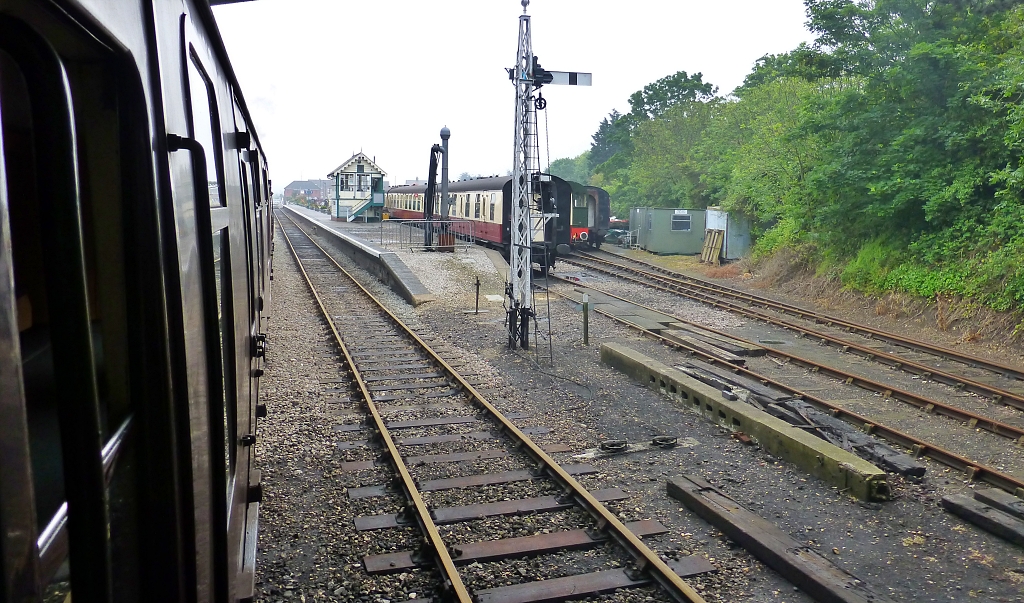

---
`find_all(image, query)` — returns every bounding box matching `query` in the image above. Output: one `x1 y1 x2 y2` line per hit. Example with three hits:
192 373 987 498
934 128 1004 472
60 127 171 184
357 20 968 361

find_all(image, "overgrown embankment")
551 0 1024 327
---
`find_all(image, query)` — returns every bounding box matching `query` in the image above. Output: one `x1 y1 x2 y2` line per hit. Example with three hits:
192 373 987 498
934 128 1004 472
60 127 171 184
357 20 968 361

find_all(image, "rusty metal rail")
568 281 1024 444
277 212 710 603
578 249 1024 382
563 253 1024 412
543 277 1024 498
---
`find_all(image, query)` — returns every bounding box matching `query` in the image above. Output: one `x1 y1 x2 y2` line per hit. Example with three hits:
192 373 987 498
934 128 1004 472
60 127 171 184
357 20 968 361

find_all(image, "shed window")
671 214 691 232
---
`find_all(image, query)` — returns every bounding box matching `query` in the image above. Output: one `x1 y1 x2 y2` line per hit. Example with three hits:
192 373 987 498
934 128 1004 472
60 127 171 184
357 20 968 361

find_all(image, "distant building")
283 180 327 201
327 152 386 222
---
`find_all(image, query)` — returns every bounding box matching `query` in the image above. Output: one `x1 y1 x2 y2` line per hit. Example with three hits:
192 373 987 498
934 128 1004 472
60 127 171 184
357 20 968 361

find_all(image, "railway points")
257 208 1024 602
549 253 1024 495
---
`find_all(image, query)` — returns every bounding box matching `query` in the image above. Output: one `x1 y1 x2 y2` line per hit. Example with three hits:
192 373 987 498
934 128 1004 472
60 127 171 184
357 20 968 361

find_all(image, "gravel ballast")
257 221 1024 602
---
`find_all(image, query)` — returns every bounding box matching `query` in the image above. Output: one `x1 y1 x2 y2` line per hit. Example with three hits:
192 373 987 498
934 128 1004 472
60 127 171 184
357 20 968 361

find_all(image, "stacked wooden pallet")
700 229 725 265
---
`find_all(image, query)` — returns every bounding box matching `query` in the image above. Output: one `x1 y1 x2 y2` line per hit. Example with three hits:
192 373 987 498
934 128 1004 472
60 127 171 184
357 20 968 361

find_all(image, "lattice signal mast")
507 0 591 349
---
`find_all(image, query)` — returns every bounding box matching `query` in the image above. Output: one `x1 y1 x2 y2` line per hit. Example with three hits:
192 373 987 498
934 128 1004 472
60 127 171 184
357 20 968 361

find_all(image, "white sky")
213 0 814 190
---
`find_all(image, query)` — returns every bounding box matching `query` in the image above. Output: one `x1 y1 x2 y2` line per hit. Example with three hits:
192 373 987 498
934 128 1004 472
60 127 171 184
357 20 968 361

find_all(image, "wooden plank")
667 475 895 603
417 464 595 492
351 347 416 356
668 324 764 356
676 362 788 401
362 372 444 382
338 427 550 450
368 381 452 392
713 229 724 265
364 520 667 573
371 388 461 402
661 333 745 365
342 443 570 474
618 315 673 333
405 443 570 465
355 355 423 366
974 489 1024 520
348 464 595 499
354 487 627 531
942 494 1024 546
359 362 434 371
376 401 465 414
339 460 376 471
399 426 549 445
385 415 478 429
473 557 717 603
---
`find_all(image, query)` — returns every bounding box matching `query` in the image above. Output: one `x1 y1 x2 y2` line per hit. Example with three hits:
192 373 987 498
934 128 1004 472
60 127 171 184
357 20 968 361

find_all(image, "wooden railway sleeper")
550 279 1024 496
577 253 1024 380
286 233 701 602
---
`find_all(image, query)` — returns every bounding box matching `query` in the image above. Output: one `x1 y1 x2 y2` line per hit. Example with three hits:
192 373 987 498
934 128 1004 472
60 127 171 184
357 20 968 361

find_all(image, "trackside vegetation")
549 0 1024 318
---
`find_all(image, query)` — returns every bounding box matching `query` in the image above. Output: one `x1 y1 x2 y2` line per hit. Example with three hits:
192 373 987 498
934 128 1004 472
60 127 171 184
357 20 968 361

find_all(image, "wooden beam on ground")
661 332 745 366
974 488 1024 520
667 475 896 603
942 494 1024 546
668 324 766 356
473 557 717 603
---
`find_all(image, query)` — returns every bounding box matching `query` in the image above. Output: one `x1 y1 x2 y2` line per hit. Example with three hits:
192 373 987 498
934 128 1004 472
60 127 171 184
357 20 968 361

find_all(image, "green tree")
588 110 629 170
548 151 592 184
625 70 717 121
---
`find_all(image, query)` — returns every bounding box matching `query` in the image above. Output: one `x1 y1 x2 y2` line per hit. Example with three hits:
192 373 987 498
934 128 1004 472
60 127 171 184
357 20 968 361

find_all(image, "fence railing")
377 219 476 251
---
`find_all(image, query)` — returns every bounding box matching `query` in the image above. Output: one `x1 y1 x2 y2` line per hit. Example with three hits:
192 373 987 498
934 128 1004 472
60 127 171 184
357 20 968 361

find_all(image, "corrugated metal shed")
705 208 752 260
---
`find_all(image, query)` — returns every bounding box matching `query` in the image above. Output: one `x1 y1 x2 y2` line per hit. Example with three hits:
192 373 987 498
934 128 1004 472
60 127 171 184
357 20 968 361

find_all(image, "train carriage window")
187 49 236 515
211 230 234 492
474 194 481 219
0 15 158 595
186 56 224 207
490 193 496 221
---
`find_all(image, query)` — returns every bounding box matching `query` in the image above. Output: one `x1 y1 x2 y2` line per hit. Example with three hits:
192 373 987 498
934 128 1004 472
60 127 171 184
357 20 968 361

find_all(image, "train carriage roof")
388 176 511 195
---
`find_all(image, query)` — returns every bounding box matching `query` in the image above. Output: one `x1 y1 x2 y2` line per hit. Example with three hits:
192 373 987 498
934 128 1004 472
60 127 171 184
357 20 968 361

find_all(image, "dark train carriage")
566 182 611 249
0 0 272 602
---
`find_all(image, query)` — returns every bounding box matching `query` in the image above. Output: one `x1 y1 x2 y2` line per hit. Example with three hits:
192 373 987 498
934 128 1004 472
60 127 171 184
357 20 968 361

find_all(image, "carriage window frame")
187 46 237 498
186 50 226 209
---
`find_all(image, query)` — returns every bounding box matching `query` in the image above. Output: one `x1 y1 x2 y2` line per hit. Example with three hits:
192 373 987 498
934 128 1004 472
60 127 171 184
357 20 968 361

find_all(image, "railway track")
563 251 1024 412
541 275 1024 497
276 212 713 603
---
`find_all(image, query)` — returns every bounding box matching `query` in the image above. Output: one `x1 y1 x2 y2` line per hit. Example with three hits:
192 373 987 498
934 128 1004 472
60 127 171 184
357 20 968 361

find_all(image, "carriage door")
175 14 246 602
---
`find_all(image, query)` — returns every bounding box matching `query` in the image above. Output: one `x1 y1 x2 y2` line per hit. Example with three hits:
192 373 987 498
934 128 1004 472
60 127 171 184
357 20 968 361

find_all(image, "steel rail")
556 277 1024 443
278 217 473 602
279 214 708 603
544 277 1024 497
563 255 1024 412
578 250 1024 381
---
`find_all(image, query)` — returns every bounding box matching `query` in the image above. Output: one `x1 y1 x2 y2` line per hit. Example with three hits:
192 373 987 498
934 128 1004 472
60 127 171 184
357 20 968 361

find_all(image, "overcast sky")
213 0 814 190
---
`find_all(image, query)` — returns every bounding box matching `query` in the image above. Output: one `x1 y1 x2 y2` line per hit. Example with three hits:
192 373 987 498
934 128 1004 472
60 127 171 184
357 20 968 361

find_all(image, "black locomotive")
0 1 271 601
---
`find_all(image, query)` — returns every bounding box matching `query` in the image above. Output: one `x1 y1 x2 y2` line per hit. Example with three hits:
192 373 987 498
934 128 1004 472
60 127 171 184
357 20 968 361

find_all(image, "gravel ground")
257 221 1024 602
555 255 1024 484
